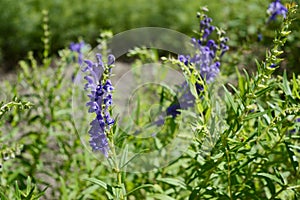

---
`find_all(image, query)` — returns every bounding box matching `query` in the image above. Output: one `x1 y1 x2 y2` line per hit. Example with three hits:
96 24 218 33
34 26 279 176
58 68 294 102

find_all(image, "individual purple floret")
83 53 115 157
70 41 85 65
267 0 288 21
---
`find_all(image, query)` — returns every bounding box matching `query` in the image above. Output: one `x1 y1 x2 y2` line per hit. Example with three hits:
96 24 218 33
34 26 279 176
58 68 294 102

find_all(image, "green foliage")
0 97 32 120
0 88 44 199
0 96 31 173
0 31 107 198
1 0 299 76
0 0 197 69
0 177 46 200
146 5 300 199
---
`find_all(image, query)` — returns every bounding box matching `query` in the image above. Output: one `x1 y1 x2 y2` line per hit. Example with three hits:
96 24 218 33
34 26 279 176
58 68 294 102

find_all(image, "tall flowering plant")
83 53 115 157
82 52 128 200
165 9 229 118
179 10 229 83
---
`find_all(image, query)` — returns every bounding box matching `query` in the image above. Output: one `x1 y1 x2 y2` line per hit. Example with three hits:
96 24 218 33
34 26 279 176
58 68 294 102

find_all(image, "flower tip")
178 55 185 62
84 60 94 68
107 54 115 66
191 38 197 44
215 61 221 67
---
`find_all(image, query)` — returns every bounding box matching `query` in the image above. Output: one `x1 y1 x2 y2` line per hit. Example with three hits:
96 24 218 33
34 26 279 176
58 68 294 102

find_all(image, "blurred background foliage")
0 0 299 75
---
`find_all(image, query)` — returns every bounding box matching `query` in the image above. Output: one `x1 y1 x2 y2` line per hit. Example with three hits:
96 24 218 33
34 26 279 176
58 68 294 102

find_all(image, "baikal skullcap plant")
165 10 229 118
179 11 229 84
83 53 115 157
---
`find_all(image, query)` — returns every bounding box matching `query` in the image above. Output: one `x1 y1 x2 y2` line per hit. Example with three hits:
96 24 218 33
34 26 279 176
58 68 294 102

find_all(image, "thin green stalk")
108 130 126 200
225 147 233 200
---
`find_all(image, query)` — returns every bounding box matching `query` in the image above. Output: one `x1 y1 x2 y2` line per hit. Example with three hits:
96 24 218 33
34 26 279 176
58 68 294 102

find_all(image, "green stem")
116 170 125 200
109 130 126 200
225 147 233 200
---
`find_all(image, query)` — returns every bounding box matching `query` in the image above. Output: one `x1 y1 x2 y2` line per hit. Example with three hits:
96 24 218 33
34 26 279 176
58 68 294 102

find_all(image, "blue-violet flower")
83 53 115 157
170 14 228 117
70 41 85 65
267 0 288 21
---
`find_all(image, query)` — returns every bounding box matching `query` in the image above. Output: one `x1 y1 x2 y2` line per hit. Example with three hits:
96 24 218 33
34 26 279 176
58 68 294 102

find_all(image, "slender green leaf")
244 110 268 121
24 186 35 200
59 176 68 200
85 178 107 190
256 173 283 185
292 73 300 99
0 192 8 200
223 86 237 114
81 185 99 196
14 181 21 200
236 67 245 95
119 144 128 169
156 177 186 189
265 177 276 195
126 184 155 196
282 71 292 96
284 142 299 173
255 84 276 97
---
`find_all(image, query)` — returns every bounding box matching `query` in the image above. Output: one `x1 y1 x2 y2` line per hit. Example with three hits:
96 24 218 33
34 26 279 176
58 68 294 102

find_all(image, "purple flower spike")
179 43 222 84
83 54 115 157
171 13 228 119
199 15 215 40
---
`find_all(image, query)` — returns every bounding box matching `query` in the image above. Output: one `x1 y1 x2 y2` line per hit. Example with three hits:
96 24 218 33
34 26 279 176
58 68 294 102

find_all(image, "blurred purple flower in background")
267 0 288 21
257 33 263 42
70 41 85 65
83 53 115 157
166 82 203 118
